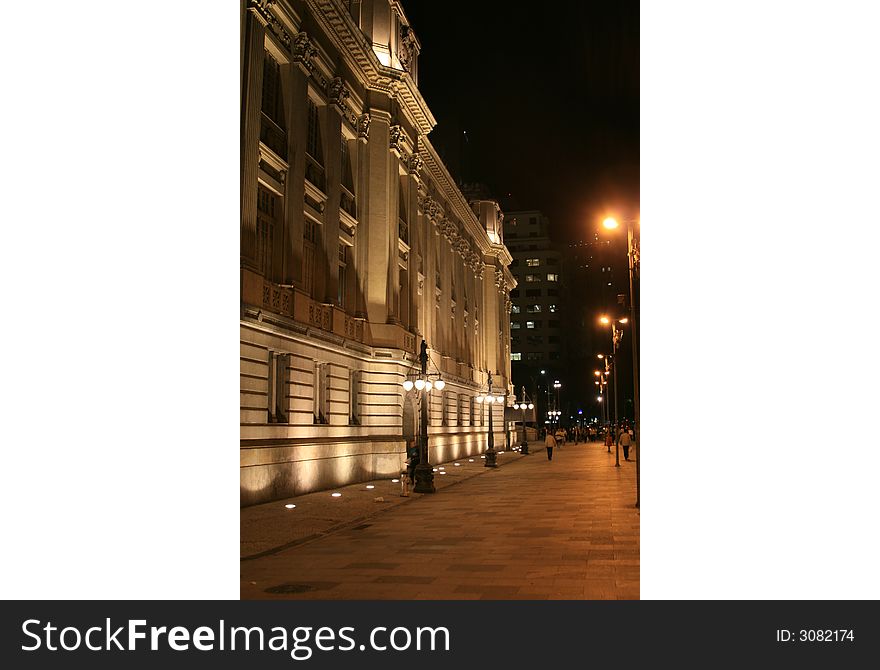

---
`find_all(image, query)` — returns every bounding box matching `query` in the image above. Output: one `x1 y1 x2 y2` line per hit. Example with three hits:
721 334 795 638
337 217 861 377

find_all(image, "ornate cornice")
248 0 274 26
308 0 436 135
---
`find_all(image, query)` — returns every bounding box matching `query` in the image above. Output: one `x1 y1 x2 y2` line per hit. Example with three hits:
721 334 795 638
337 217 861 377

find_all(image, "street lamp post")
600 317 626 467
401 340 446 494
512 386 534 455
476 372 504 468
603 216 640 507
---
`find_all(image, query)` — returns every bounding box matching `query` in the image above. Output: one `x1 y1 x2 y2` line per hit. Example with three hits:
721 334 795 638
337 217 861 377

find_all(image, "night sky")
403 0 639 242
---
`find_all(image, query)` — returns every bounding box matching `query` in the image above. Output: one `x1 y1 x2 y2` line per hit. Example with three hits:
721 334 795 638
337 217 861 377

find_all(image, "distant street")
241 441 639 600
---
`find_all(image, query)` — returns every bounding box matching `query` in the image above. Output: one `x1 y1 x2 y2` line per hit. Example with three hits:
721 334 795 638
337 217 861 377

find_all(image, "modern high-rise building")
240 0 516 506
502 210 566 420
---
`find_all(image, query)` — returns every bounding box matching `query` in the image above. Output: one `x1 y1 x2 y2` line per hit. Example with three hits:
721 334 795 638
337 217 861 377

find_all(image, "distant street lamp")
602 215 641 507
512 386 534 455
475 372 505 468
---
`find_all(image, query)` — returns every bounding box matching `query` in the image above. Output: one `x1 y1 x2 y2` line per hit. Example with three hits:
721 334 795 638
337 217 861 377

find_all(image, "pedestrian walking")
545 430 557 461
618 429 633 461
604 428 613 453
554 427 565 449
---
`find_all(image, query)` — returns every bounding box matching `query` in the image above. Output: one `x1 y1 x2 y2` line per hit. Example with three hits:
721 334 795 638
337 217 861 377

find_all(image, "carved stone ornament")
408 152 423 177
357 113 371 142
389 124 405 156
328 77 350 109
398 25 416 72
248 0 274 25
292 32 317 74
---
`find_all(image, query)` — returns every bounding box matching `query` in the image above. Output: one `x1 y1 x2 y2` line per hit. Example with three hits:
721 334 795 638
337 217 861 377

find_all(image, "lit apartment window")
549 304 558 313
526 304 541 313
511 353 522 361
511 305 520 314
525 274 540 282
526 352 541 361
526 258 540 267
526 321 535 329
511 322 521 329
546 273 559 282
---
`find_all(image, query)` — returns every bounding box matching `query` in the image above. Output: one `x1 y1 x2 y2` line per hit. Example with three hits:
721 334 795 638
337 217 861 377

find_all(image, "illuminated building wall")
240 0 516 506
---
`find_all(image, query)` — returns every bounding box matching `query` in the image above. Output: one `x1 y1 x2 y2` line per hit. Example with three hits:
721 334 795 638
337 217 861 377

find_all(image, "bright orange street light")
602 216 620 230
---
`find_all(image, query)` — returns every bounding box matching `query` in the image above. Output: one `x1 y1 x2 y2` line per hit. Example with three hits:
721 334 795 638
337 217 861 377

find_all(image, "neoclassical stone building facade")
240 0 516 506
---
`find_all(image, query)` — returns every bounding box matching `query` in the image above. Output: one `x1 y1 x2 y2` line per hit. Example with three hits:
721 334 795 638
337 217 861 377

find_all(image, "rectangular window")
549 352 561 360
548 304 558 313
526 304 541 313
442 391 448 426
547 257 558 265
526 258 540 267
303 218 317 297
546 273 559 282
314 362 330 424
527 335 542 345
526 352 542 361
256 185 277 278
338 244 348 308
511 305 521 314
511 321 521 329
547 289 559 297
349 369 361 425
511 352 522 361
526 321 535 329
525 274 540 282
525 288 541 297
267 352 289 423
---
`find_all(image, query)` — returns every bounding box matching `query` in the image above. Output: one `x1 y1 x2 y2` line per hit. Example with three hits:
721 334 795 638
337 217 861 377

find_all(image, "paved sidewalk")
240 440 639 600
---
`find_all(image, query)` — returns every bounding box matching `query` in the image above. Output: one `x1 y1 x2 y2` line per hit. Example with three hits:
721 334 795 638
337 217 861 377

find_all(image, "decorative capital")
389 124 405 157
292 31 317 74
328 77 350 110
407 152 423 178
356 113 371 143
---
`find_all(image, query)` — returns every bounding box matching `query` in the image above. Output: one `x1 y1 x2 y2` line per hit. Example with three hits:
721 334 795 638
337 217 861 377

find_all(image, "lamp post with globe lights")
512 386 534 455
475 372 505 468
401 340 446 493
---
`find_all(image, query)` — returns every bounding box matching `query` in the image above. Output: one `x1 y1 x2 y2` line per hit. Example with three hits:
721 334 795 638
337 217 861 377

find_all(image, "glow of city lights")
469 459 474 462
285 504 296 509
597 354 604 359
415 379 426 390
366 485 375 490
513 403 520 410
455 463 461 466
528 403 533 409
331 492 342 497
425 380 433 391
392 478 399 483
600 316 610 324
619 318 629 323
434 378 446 391
403 380 414 391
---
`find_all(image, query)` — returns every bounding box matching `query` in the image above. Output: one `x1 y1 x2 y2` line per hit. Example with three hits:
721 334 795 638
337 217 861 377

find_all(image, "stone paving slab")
241 440 639 599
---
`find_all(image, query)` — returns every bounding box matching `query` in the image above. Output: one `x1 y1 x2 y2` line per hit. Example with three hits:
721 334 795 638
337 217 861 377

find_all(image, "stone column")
361 105 393 325
241 6 269 270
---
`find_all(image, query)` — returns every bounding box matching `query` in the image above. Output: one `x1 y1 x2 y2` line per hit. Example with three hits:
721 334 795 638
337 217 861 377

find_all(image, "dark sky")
403 0 639 242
